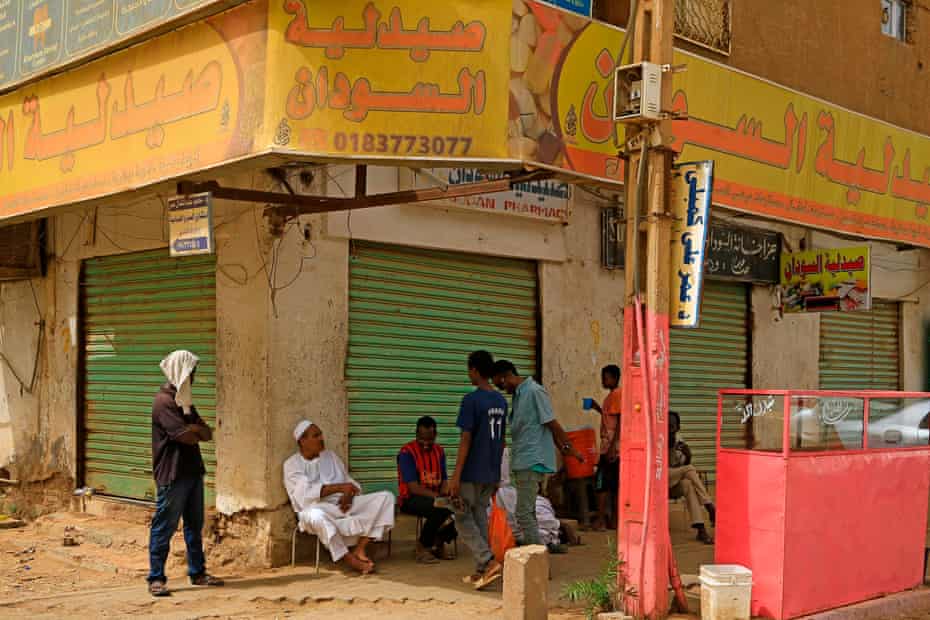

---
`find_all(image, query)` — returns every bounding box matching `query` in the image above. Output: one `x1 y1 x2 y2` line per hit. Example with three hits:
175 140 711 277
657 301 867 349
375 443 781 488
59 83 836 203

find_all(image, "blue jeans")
148 476 206 583
512 470 544 546
455 482 496 572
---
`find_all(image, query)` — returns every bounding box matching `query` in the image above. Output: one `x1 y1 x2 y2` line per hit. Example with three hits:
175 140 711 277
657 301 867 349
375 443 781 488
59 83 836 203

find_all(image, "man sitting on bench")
397 416 457 563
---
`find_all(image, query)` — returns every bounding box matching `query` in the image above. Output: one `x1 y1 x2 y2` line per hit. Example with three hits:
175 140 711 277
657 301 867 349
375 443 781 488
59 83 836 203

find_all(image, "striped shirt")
397 440 447 505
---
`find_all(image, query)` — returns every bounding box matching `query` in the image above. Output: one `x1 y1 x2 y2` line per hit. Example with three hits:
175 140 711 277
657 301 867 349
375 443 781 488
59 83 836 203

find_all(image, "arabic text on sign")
286 65 486 123
282 0 487 61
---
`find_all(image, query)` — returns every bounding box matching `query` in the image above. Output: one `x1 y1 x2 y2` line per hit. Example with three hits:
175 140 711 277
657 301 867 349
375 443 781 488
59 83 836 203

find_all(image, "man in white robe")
284 420 395 573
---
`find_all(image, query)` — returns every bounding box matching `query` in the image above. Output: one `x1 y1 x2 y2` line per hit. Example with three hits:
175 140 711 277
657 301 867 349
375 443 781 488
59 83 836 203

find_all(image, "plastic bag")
488 496 516 563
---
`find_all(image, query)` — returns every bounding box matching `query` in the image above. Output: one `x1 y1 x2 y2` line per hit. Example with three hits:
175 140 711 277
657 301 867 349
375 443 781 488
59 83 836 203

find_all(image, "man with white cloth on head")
284 420 395 574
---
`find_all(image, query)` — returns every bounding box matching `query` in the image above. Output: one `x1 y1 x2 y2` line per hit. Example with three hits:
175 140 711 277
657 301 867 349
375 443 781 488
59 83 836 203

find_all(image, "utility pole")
618 0 675 618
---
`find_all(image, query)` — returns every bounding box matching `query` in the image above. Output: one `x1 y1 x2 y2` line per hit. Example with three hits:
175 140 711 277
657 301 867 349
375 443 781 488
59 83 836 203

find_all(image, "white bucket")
700 564 752 620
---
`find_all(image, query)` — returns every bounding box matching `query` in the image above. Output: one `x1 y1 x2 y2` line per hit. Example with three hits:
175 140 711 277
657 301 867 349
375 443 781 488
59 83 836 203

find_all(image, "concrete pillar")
503 545 549 620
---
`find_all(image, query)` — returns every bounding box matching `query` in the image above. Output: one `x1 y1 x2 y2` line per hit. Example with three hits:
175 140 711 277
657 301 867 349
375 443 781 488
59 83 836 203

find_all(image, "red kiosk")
715 389 930 619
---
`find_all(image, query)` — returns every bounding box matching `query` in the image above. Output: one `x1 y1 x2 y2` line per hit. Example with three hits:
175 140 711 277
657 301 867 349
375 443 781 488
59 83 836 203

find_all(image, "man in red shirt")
397 416 457 563
591 364 622 531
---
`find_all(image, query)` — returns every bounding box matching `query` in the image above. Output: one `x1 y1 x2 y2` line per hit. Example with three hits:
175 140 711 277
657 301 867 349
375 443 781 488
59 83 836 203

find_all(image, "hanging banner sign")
168 192 214 257
670 161 714 328
416 168 571 222
0 0 245 93
706 223 781 283
780 246 871 313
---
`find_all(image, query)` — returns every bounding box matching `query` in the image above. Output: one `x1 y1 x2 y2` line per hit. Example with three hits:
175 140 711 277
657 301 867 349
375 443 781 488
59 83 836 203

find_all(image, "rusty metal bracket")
176 168 554 218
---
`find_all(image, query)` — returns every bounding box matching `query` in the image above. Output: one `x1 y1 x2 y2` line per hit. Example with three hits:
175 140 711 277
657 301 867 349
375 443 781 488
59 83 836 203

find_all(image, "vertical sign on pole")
670 161 714 328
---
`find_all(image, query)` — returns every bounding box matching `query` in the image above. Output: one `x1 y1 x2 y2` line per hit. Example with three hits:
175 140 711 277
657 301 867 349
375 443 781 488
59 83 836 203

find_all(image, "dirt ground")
0 511 612 619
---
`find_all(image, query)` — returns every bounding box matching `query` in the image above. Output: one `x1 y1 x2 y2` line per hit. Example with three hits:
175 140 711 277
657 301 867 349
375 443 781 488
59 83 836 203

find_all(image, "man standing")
492 360 583 548
284 420 395 574
591 364 622 531
148 350 223 597
397 416 457 563
448 350 507 590
668 411 716 544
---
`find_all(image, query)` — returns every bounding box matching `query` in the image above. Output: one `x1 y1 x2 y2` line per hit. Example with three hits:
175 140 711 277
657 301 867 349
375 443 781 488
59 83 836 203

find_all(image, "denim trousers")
512 470 544 546
455 481 496 572
147 475 206 583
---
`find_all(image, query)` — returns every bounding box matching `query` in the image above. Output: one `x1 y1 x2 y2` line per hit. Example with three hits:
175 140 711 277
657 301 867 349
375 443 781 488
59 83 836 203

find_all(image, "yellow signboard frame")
0 0 928 252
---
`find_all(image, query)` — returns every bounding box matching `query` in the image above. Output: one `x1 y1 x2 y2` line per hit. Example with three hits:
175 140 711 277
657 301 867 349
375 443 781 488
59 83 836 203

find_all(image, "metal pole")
619 0 674 618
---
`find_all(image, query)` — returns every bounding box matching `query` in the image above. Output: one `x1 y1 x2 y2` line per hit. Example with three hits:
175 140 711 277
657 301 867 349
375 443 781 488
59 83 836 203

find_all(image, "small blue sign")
540 0 592 17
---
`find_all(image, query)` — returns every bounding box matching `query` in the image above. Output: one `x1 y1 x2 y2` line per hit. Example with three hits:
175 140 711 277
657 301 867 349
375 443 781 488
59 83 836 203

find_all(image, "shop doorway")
346 242 539 493
670 280 750 479
79 249 217 504
820 300 901 390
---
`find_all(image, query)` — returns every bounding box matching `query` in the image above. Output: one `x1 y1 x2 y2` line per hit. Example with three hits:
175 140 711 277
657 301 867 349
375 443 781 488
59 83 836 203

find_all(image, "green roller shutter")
80 249 217 504
670 280 749 478
347 242 538 493
819 301 900 390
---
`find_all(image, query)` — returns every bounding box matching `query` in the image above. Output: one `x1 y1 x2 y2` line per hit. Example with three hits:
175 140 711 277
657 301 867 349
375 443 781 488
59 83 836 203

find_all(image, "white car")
791 398 930 450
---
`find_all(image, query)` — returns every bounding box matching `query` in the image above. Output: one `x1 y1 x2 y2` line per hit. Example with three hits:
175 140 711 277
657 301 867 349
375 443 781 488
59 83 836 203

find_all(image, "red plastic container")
565 427 597 479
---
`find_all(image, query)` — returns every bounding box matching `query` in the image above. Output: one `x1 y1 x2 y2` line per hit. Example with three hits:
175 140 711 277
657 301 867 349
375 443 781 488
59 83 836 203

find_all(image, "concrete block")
503 545 549 620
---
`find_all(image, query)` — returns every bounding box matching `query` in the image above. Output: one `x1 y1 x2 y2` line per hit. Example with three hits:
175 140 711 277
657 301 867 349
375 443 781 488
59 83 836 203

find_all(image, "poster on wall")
670 161 714 328
780 246 871 313
705 222 781 283
168 193 214 257
416 168 572 222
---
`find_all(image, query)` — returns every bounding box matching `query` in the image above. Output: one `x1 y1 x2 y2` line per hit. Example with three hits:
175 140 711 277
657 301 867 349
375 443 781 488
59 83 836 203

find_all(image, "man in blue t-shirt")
448 350 507 590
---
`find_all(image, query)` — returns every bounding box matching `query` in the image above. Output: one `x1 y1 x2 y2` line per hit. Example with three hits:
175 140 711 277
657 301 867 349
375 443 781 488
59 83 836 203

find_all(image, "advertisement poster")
670 161 714 328
780 246 871 313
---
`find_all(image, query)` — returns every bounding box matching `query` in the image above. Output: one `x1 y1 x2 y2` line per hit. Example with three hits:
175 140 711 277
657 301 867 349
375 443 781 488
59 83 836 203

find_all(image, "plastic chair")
291 524 321 574
291 518 393 572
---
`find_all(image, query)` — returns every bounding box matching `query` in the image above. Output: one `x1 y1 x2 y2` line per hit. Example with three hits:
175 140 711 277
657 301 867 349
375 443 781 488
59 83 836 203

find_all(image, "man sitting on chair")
284 420 395 574
397 416 457 563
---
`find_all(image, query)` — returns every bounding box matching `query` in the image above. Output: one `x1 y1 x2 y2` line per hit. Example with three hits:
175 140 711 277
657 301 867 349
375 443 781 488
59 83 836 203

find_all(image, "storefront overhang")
1 0 930 250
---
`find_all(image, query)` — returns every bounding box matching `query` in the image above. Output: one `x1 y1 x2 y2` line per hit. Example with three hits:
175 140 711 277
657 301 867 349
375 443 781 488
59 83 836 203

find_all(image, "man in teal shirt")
492 360 583 546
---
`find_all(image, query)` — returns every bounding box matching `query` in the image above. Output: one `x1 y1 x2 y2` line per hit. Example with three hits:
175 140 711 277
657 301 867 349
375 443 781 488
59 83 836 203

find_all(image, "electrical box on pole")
614 62 664 122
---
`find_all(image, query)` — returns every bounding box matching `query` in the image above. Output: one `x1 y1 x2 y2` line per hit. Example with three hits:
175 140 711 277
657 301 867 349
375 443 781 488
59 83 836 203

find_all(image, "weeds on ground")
561 537 636 619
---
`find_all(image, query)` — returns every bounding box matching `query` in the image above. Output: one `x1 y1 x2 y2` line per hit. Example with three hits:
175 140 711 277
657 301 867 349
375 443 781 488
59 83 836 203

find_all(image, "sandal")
696 529 715 545
474 561 503 590
148 580 170 597
416 550 439 564
190 574 225 586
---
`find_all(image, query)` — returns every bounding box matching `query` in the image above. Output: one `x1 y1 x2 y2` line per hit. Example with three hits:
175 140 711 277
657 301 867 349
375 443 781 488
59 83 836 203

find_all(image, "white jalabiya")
283 449 395 562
